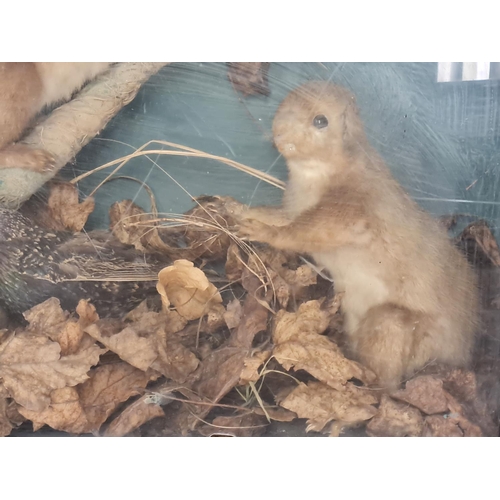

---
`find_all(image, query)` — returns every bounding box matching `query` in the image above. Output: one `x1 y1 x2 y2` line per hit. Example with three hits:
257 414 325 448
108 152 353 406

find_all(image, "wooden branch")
0 62 168 208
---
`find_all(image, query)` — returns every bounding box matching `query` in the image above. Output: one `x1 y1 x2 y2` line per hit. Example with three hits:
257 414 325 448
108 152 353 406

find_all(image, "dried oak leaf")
393 371 487 436
283 264 318 288
230 294 269 348
420 383 483 437
85 323 158 372
51 300 100 356
423 415 465 437
85 318 199 382
125 301 188 336
48 182 95 232
225 243 245 282
183 198 237 260
78 363 159 431
105 394 165 437
23 298 100 357
198 413 269 437
366 395 424 437
227 63 271 97
460 220 500 267
442 368 481 402
224 299 242 330
56 321 85 356
444 368 496 435
253 406 297 422
433 392 482 437
0 384 16 436
239 350 272 384
123 302 198 382
392 375 449 415
153 327 200 383
273 301 376 389
280 381 378 433
157 259 223 320
109 199 189 257
76 300 99 327
243 246 319 308
19 387 92 434
23 297 69 340
173 295 269 431
18 364 159 435
201 303 227 334
0 332 104 412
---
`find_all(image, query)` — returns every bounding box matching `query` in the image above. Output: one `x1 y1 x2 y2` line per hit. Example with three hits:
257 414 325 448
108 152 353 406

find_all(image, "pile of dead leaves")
1 183 498 436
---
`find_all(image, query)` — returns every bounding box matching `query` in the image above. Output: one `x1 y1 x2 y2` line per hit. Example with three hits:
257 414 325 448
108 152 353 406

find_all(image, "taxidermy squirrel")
239 81 479 390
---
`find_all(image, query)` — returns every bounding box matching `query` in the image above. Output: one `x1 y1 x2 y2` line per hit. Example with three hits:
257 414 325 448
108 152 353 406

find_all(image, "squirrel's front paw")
237 218 276 243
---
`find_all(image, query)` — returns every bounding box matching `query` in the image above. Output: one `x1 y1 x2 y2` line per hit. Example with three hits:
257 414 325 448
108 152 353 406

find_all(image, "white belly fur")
314 247 390 334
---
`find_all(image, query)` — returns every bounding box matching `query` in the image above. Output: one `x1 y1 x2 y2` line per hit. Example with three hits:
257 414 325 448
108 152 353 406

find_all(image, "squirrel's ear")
341 96 365 149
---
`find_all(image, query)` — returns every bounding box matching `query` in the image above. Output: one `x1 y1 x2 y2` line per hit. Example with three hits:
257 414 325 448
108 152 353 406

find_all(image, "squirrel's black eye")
313 114 328 129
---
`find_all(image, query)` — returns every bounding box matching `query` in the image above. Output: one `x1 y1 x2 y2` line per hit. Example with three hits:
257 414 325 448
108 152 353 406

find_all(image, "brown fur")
239 81 479 390
0 63 110 172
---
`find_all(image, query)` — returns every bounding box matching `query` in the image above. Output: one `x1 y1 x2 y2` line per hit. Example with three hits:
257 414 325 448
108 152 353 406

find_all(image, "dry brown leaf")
460 220 500 266
19 387 92 434
444 368 496 435
109 200 152 252
230 295 268 348
0 384 15 436
198 413 269 437
124 301 188 336
76 300 99 327
48 182 95 232
239 350 272 384
247 247 318 308
153 328 200 383
78 363 159 430
121 301 197 382
192 347 249 405
440 392 483 437
253 406 297 422
56 321 85 356
124 299 150 322
393 371 488 436
23 298 69 340
105 395 165 437
272 274 291 309
0 332 104 412
5 398 24 427
227 62 271 97
443 368 478 402
225 243 245 282
273 301 376 388
23 299 100 356
392 376 449 415
202 303 227 334
18 364 159 435
366 395 424 437
109 200 202 258
284 264 318 288
280 381 378 433
183 199 236 260
157 259 223 320
224 299 242 330
423 415 465 437
110 200 178 254
85 319 198 382
174 296 269 431
85 324 158 372
422 401 482 436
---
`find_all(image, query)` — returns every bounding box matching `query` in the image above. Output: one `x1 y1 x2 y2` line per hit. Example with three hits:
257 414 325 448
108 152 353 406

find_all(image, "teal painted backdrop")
67 63 500 231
